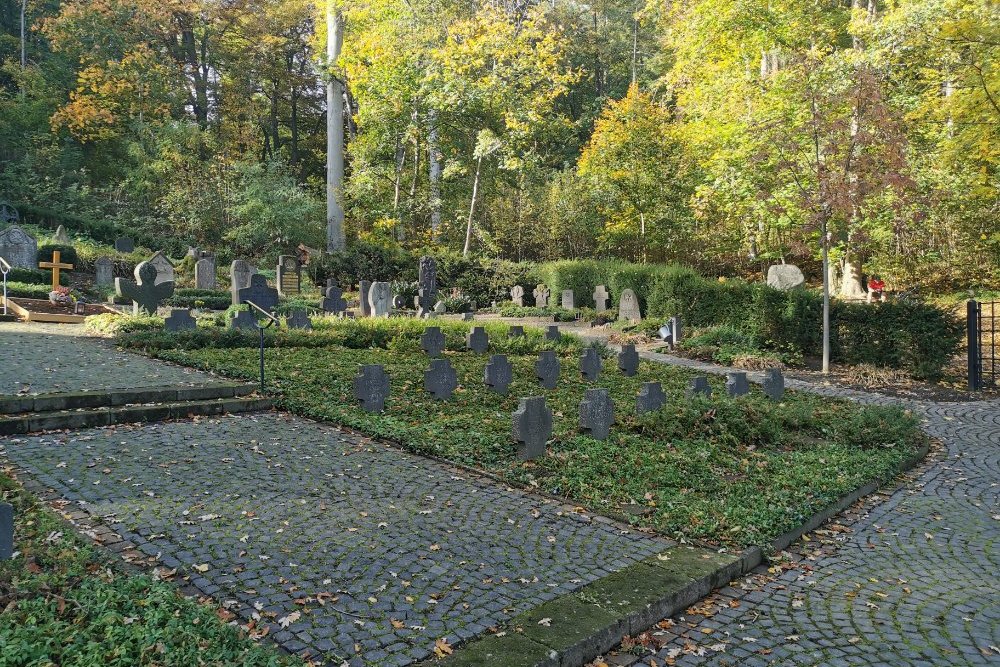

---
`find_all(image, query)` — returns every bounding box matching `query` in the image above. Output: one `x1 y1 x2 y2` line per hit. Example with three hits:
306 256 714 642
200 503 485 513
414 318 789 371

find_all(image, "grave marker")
726 371 750 397
618 344 639 376
286 309 312 329
359 280 372 317
766 264 805 291
580 347 602 381
466 326 489 353
38 250 73 290
579 388 614 440
484 354 513 394
424 358 458 400
561 289 575 310
116 262 174 316
416 255 437 316
277 255 301 297
237 274 279 312
369 282 391 317
354 364 390 412
195 256 216 290
0 502 12 560
147 251 175 286
512 396 552 460
54 224 70 243
94 256 114 287
421 326 445 357
164 308 196 332
230 309 257 330
535 350 560 389
433 300 447 314
688 376 712 398
114 237 134 253
510 285 524 306
762 368 785 401
533 284 550 308
0 225 37 269
593 285 609 311
230 260 256 302
618 288 641 322
544 325 561 342
322 286 347 314
636 382 666 415
509 325 525 338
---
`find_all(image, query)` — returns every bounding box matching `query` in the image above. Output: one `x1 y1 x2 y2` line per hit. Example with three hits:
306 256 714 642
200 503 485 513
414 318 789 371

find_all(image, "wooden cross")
39 251 74 290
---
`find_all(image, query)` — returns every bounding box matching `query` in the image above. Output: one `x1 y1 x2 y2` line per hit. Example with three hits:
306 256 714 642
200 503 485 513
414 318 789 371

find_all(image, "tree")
325 0 346 251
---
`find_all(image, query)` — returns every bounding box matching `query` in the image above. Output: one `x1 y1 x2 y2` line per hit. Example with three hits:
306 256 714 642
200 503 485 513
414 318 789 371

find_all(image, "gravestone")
580 347 602 381
688 376 712 398
544 325 561 342
147 251 175 286
726 371 750 397
0 502 12 561
392 295 406 310
510 285 524 306
433 300 447 314
286 309 312 330
593 285 610 312
0 202 19 224
114 237 135 253
369 281 391 317
512 396 553 460
766 264 805 291
618 344 639 377
462 312 474 321
195 256 216 290
424 358 458 400
579 388 614 440
762 368 785 401
420 326 445 357
230 260 256 301
277 255 301 297
237 274 279 312
484 354 513 394
94 256 114 287
322 286 347 314
466 326 489 353
561 289 575 310
533 284 550 308
358 280 372 317
164 308 196 332
416 255 437 316
636 382 666 415
509 325 525 338
0 225 37 269
618 289 641 322
116 262 174 316
354 364 390 413
535 350 560 389
54 224 70 243
230 310 257 330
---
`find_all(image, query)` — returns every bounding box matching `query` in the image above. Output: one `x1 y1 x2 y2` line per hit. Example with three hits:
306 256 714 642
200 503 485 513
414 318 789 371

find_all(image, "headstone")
237 274 279 312
618 289 641 322
593 285 609 312
53 224 69 243
433 300 447 314
0 225 37 269
466 326 489 353
164 308 196 332
354 364 390 413
416 255 437 315
618 344 639 376
116 262 174 316
544 325 561 342
510 285 524 306
230 260 255 301
358 280 372 317
762 368 785 401
286 309 312 330
147 251 175 286
0 202 19 224
579 388 614 440
512 396 552 460
484 354 513 394
561 289 575 310
688 376 712 398
535 351 560 389
94 256 114 287
195 256 216 290
420 326 445 357
509 325 525 338
392 295 406 309
114 237 135 253
766 264 805 291
533 284 550 308
726 371 750 397
230 310 257 330
277 255 301 297
424 358 458 400
462 312 474 321
0 502 12 561
369 281 391 317
322 286 347 314
580 347 602 381
636 382 666 415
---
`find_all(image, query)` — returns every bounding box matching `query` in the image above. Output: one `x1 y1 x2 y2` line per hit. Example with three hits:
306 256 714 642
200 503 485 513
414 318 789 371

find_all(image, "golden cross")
39 250 74 291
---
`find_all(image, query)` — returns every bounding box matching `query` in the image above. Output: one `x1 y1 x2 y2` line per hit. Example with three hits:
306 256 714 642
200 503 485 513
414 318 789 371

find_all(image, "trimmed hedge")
4 267 67 286
166 288 232 310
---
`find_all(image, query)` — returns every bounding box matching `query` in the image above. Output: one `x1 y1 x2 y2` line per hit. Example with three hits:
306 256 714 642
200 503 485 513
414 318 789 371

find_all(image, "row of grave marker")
510 284 642 322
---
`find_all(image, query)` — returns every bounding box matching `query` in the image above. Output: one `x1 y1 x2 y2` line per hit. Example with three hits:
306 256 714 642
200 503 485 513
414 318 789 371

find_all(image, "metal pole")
1 256 9 316
967 300 980 391
259 326 266 392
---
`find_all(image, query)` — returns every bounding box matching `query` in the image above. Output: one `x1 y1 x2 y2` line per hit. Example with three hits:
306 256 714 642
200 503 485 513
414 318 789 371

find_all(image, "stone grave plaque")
354 364 390 412
369 281 391 317
286 309 312 330
579 388 614 440
688 376 712 398
484 354 513 394
277 255 301 297
114 237 135 253
580 347 602 381
237 274 278 312
230 310 257 330
322 286 347 314
544 325 561 342
466 326 489 354
195 256 216 290
726 371 750 397
509 325 525 338
424 358 458 400
421 326 445 357
618 288 641 322
636 382 666 415
510 285 524 306
116 262 174 316
54 224 69 243
433 300 447 314
0 225 37 269
533 284 550 308
512 396 552 460
94 256 114 287
763 368 785 401
147 251 175 286
618 344 639 377
535 350 560 389
358 280 372 316
593 285 610 312
561 289 575 310
164 308 196 332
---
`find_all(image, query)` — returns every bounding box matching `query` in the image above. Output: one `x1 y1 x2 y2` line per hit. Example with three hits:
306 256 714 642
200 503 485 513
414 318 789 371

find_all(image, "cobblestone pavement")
596 352 1000 667
0 322 218 394
1 412 669 666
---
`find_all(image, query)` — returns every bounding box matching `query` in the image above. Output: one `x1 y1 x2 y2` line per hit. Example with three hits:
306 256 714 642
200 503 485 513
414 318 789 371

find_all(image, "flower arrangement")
49 285 76 307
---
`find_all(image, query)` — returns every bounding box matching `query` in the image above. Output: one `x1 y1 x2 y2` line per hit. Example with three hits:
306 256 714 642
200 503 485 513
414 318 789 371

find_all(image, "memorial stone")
0 225 37 269
195 256 216 290
544 325 561 342
147 251 175 286
164 308 196 332
237 274 279 312
0 202 19 224
416 255 438 316
618 344 639 376
688 376 712 398
359 280 372 317
466 326 489 353
510 285 524 306
230 310 257 330
512 396 553 460
580 347 602 381
424 358 458 400
762 368 785 401
766 264 805 291
484 354 513 394
561 289 575 310
509 325 525 338
369 281 391 317
420 326 445 357
114 237 135 253
535 350 560 389
116 262 174 316
618 288 641 322
286 309 312 330
54 225 69 243
94 256 114 287
593 285 610 311
726 371 750 397
277 255 301 296
533 284 550 308
433 300 447 314
321 286 347 314
579 388 614 440
0 502 12 561
354 365 390 412
636 382 666 415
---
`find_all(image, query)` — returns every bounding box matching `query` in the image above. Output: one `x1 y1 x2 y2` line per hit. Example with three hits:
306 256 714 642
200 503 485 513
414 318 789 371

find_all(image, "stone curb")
0 382 254 415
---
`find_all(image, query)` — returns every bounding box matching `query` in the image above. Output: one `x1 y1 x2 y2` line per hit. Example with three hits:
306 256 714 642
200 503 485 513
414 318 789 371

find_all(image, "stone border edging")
0 382 255 414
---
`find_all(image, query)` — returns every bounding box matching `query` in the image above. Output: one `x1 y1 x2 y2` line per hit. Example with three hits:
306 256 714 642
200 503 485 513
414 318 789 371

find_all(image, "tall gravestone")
94 256 114 287
54 225 70 243
0 502 12 561
561 290 575 310
0 225 37 269
146 251 175 286
230 260 256 300
237 274 279 312
116 262 174 316
195 256 216 290
510 285 524 306
277 255 301 297
114 237 135 253
579 388 614 440
512 396 553 461
618 289 641 322
369 281 391 317
359 280 372 317
593 285 610 312
533 285 550 308
416 256 438 317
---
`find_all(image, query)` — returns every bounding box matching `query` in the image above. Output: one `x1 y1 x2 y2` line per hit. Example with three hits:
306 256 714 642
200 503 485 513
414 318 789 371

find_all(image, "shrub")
4 267 67 286
37 244 79 266
167 288 232 310
3 281 51 299
85 313 164 336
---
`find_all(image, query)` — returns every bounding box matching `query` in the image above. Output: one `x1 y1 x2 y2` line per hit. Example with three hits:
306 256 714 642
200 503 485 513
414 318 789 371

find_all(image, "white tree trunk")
463 155 482 257
428 110 442 238
20 0 27 68
325 1 346 251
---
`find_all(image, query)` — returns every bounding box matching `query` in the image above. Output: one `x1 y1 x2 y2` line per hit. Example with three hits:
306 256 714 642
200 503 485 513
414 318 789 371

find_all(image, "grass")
123 318 927 548
0 471 305 667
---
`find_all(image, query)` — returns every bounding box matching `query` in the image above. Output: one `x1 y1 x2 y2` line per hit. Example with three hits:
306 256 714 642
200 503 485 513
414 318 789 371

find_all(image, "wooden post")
38 251 74 291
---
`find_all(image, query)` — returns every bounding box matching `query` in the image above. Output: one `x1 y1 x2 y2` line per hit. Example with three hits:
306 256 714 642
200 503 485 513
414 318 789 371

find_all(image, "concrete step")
0 383 255 415
0 396 272 435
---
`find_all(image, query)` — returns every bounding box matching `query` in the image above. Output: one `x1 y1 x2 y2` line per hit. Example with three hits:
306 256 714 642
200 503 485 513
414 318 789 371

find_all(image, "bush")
37 244 79 267
85 313 164 335
3 281 52 299
4 267 67 286
166 288 232 310
308 240 412 288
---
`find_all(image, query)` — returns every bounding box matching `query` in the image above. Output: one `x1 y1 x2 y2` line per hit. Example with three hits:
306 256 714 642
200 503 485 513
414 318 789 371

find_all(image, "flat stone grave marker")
533 284 550 308
237 274 278 312
94 256 114 286
359 280 372 317
369 281 391 317
116 262 174 316
354 364 390 413
421 326 445 357
688 376 712 398
230 260 255 302
580 347 602 381
277 255 301 297
0 502 12 560
230 310 257 330
424 358 458 400
147 251 175 286
593 285 609 311
114 237 134 253
484 354 513 394
466 326 489 353
164 308 196 332
286 309 312 330
0 225 37 269
618 344 639 377
618 288 641 322
509 325 525 338
561 289 575 310
636 382 666 415
535 350 560 389
726 371 750 397
763 368 785 401
322 286 347 314
544 325 561 342
579 388 614 440
195 256 216 290
510 285 524 306
512 396 552 460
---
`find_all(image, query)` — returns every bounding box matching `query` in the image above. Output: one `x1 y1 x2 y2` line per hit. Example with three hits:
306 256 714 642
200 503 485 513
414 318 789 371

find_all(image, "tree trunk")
822 217 831 374
325 1 346 251
290 87 300 169
463 155 483 257
20 0 26 68
393 134 404 212
428 110 442 238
